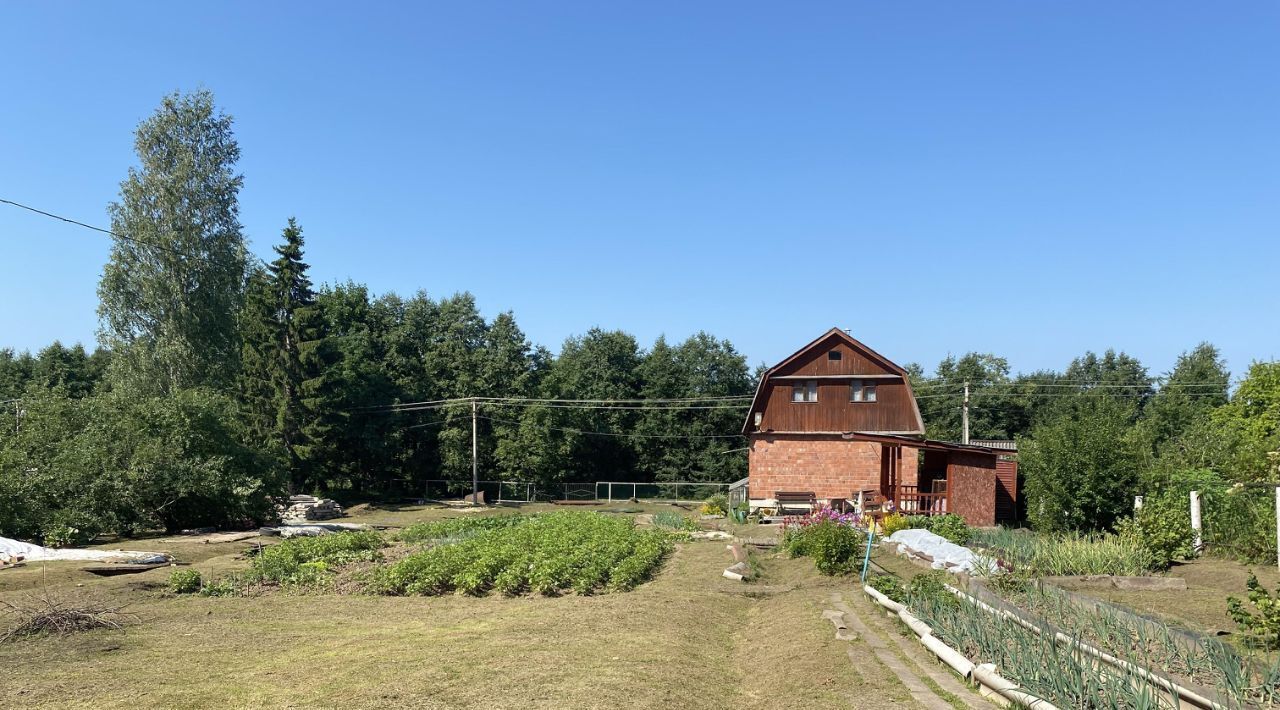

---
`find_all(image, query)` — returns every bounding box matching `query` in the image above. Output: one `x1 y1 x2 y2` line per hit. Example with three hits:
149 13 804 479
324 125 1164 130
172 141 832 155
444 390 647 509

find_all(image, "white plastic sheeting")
886 529 997 574
0 535 166 563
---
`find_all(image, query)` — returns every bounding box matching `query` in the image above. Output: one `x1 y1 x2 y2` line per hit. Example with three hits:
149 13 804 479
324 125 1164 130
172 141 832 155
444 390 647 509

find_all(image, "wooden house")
741 328 1014 527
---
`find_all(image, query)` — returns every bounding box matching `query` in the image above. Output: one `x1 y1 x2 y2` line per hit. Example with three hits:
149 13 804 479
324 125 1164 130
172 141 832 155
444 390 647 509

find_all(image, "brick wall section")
747 434 918 504
949 452 997 527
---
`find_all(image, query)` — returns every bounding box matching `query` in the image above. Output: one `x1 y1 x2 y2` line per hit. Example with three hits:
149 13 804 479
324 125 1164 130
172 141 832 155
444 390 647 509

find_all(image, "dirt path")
825 590 999 710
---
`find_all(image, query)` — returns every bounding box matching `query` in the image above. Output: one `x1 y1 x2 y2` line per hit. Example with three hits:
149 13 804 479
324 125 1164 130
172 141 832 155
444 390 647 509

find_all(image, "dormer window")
851 379 877 403
792 380 818 402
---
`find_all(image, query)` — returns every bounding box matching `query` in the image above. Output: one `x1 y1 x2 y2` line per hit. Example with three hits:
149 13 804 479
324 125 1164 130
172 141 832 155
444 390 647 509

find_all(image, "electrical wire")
476 414 743 439
0 197 197 259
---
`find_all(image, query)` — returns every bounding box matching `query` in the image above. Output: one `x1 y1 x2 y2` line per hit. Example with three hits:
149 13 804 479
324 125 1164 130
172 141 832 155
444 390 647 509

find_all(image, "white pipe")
722 569 745 581
865 583 1052 709
863 584 905 613
898 608 933 638
947 584 1226 710
921 634 975 678
972 664 1061 710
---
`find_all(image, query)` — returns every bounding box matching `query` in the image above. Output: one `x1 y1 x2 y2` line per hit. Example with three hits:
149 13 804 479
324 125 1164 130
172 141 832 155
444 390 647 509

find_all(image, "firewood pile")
279 495 344 522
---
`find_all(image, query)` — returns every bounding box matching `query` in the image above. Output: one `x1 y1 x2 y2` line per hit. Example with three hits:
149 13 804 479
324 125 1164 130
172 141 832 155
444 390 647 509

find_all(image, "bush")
700 494 728 516
1227 574 1280 649
882 514 911 537
1116 495 1195 570
784 519 864 575
924 514 973 545
168 569 202 594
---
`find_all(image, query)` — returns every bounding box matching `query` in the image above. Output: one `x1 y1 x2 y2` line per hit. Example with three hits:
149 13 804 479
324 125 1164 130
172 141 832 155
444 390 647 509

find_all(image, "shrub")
1116 497 1195 570
882 514 911 537
700 494 728 516
784 519 864 575
1227 574 1280 649
907 571 956 607
925 515 973 545
168 569 202 594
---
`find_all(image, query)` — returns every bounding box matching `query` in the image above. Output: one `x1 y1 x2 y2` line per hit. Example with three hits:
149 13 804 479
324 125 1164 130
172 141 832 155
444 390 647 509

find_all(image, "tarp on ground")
886 529 996 574
0 535 168 563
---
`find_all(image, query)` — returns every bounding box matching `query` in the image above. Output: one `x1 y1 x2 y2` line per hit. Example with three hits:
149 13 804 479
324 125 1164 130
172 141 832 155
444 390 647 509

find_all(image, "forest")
1 89 1277 547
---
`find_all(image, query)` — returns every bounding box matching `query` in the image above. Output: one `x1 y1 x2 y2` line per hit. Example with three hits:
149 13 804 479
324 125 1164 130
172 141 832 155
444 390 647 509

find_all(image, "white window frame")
792 380 818 403
851 379 877 403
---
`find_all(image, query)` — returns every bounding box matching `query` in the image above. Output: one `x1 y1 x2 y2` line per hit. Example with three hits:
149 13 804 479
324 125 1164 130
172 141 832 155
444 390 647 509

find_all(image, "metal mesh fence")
415 479 731 504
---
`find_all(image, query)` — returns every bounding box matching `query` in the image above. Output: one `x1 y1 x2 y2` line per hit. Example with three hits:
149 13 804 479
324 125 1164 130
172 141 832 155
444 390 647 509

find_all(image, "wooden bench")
774 491 817 516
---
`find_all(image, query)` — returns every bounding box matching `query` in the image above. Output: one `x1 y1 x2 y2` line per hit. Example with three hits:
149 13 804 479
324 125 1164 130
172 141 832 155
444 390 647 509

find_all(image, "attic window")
792 380 818 403
828 351 842 361
851 379 877 403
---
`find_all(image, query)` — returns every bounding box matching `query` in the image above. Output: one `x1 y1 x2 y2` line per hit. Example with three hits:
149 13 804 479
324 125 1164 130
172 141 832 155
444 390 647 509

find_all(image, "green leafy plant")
881 513 911 537
168 569 202 594
369 512 674 597
397 515 524 543
700 494 728 516
245 530 384 587
868 574 906 603
1228 574 1280 649
652 510 697 531
784 519 863 575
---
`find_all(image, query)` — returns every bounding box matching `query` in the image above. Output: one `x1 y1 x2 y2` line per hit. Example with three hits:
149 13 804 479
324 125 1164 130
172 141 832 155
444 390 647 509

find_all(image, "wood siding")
995 457 1019 523
773 338 898 378
754 379 919 433
749 331 923 434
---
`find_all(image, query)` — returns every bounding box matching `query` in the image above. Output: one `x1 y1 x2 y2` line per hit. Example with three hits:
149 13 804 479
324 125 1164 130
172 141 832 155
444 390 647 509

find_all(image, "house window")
792 380 818 402
828 351 842 361
851 379 877 403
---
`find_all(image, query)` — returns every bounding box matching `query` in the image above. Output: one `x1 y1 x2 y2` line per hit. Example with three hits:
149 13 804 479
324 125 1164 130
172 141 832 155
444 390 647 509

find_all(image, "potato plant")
369 512 674 597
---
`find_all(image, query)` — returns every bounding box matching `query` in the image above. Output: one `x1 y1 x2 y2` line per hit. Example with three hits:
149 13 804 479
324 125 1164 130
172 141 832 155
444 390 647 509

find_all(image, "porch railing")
896 485 948 516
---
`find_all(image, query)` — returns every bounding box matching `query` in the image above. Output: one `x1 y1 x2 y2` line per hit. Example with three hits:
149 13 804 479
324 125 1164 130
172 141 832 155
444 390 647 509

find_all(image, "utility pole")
471 397 479 505
961 381 970 445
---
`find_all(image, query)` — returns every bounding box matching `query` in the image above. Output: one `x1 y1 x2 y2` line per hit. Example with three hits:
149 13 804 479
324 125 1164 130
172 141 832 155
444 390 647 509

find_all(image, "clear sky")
2 2 1277 377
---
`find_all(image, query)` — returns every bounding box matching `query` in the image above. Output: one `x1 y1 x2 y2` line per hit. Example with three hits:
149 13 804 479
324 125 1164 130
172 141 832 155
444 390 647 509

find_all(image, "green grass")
0 504 912 709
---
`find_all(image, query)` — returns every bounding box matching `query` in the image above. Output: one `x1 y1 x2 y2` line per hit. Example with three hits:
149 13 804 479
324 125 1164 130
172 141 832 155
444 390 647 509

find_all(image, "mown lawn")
0 504 914 709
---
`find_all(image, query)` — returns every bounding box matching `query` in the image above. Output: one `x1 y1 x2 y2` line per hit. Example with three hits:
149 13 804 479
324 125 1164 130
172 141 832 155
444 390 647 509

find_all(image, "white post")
608 482 613 503
471 398 479 505
1134 495 1143 512
1275 487 1280 572
961 381 970 446
1190 490 1202 553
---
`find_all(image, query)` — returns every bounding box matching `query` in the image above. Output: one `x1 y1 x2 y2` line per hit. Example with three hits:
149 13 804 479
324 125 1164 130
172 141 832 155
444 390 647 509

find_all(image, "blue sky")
2 2 1277 377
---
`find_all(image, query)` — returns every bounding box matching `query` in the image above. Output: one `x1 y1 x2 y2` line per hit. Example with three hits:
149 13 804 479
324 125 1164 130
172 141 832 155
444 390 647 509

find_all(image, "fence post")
1134 495 1143 512
1275 486 1280 572
608 482 613 503
1190 490 1203 553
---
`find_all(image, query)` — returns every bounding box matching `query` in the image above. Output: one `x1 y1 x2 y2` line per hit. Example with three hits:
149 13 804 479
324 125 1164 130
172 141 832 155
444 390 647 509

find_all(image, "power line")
0 196 195 258
477 414 743 440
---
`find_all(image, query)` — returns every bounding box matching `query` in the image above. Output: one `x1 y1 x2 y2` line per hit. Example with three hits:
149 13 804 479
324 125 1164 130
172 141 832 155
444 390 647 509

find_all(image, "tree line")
908 347 1280 537
2 89 1277 547
0 90 754 544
